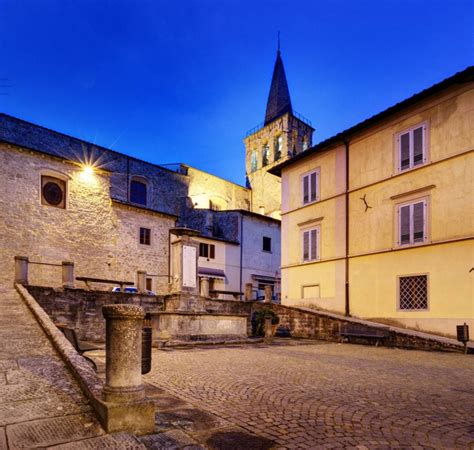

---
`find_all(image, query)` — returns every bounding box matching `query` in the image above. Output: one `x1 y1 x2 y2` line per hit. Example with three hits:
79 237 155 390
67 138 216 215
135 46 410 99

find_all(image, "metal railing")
245 110 313 137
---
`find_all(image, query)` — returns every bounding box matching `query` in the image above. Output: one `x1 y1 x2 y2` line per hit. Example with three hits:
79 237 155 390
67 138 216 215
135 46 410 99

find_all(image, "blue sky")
1 0 472 185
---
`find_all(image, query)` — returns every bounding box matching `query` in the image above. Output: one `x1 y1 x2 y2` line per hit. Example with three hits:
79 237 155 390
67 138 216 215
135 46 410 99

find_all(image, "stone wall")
26 286 165 342
0 144 175 290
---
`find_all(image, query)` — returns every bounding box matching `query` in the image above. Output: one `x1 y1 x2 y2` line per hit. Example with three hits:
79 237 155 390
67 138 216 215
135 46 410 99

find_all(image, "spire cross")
277 31 280 53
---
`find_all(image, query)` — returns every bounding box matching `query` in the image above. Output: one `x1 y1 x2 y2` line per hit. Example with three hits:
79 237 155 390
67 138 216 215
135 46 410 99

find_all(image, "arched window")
262 145 270 167
274 135 282 161
130 177 148 206
251 151 258 172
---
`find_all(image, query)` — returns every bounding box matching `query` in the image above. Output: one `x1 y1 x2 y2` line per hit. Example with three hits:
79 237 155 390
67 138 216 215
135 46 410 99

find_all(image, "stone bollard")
62 261 74 288
264 285 272 303
97 304 155 434
14 256 29 285
200 276 210 297
137 271 147 293
245 283 253 301
264 316 273 344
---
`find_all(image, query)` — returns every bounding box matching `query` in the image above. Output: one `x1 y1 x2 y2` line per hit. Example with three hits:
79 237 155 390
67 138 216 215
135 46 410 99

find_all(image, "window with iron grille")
139 227 151 245
397 123 427 171
399 275 428 310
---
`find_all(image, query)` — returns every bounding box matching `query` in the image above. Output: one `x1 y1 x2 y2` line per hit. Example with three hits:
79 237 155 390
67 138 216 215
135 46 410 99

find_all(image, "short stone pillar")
62 261 74 288
264 316 273 344
200 277 210 297
264 285 272 303
245 283 253 301
137 270 147 293
14 256 29 285
97 304 155 434
102 304 145 402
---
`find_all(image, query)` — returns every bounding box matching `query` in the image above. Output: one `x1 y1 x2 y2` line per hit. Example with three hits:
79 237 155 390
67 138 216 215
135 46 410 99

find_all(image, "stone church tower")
244 49 314 219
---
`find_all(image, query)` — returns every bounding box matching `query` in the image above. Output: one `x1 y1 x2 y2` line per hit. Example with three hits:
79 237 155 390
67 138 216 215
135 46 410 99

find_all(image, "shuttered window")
398 124 427 171
302 170 319 205
302 228 319 262
398 200 427 246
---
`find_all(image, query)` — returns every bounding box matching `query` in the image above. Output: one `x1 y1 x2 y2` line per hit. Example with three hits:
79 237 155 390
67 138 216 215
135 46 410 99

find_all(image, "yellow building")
270 67 474 337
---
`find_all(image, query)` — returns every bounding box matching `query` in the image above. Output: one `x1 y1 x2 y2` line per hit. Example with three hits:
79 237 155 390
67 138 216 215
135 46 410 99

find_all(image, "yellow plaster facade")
279 78 474 337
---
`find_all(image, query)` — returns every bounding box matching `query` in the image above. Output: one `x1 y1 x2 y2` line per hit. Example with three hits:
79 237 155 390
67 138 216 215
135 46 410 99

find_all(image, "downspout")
239 215 244 300
344 139 350 316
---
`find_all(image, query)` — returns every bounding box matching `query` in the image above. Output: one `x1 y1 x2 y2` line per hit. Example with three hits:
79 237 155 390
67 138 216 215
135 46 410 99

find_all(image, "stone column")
102 304 145 403
200 277 210 297
264 316 273 343
264 285 272 303
14 256 28 285
245 283 253 301
137 271 147 293
62 261 74 288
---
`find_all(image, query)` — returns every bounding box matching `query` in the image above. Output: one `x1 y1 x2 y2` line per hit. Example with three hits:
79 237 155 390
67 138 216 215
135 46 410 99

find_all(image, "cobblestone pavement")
0 288 144 449
144 341 474 449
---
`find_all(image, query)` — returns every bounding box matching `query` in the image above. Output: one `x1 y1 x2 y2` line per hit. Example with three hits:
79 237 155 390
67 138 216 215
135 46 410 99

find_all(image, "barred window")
399 275 428 310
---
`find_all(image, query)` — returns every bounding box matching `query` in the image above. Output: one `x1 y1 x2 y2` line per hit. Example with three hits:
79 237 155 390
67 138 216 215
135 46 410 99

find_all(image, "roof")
269 66 474 176
264 50 293 125
215 209 281 224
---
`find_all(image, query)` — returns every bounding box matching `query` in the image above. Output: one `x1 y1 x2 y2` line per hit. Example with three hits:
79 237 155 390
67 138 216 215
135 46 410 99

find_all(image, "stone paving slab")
140 429 204 449
48 432 146 449
144 342 474 448
6 413 104 448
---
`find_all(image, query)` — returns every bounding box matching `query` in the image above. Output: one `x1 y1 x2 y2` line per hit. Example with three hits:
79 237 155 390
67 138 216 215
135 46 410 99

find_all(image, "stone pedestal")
264 316 273 343
171 235 199 295
102 304 145 403
245 283 253 301
264 285 272 303
62 261 74 288
137 270 146 293
200 277 210 297
98 304 155 434
14 256 28 285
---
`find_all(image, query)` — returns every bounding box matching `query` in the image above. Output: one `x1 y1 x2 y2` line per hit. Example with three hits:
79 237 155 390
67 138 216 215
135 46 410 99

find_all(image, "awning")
198 267 226 280
251 274 277 283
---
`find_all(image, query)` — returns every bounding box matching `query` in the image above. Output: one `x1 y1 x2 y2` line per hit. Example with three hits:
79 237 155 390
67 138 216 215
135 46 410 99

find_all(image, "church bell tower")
244 47 314 219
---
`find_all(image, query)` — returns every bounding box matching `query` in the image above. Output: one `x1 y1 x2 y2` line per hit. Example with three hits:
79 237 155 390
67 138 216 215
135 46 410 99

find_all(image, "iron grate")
399 275 428 310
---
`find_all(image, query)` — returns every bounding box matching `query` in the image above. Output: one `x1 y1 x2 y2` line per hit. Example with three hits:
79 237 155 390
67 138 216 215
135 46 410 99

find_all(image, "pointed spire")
264 41 293 125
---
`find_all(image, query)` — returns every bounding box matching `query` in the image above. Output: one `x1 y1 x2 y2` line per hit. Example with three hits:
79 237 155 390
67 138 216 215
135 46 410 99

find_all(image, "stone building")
270 67 474 336
244 49 314 219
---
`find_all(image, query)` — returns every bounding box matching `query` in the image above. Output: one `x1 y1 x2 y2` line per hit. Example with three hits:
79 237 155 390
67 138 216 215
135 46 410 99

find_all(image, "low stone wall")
25 286 165 342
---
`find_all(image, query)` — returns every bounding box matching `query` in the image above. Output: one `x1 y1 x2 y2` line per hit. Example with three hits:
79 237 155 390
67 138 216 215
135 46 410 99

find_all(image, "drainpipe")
239 215 244 300
344 139 350 317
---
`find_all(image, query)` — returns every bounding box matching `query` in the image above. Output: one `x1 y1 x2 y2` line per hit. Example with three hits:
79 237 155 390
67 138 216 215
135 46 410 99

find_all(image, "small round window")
41 176 66 208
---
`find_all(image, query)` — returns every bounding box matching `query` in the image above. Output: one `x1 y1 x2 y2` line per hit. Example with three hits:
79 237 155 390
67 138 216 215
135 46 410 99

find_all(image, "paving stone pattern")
144 342 474 449
0 288 107 449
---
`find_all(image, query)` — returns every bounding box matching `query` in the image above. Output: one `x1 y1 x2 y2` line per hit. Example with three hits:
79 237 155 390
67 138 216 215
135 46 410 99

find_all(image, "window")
302 169 319 205
262 236 271 252
139 227 151 245
199 243 215 259
399 275 428 310
250 151 258 172
262 145 270 167
274 135 282 161
146 278 153 291
302 227 319 262
130 178 147 206
397 123 427 171
41 175 66 209
302 136 309 151
398 199 427 246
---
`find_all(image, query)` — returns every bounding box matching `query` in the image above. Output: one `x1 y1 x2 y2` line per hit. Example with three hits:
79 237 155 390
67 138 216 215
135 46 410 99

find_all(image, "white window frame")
301 168 320 206
301 226 320 262
396 197 428 247
396 122 428 172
